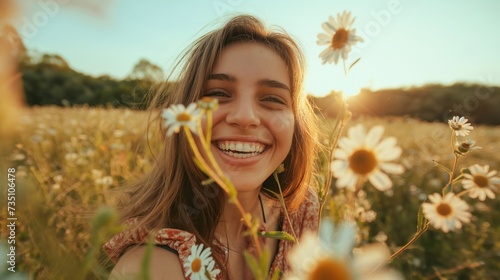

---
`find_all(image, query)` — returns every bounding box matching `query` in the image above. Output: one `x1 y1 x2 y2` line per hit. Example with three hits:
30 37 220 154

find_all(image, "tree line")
21 55 162 109
312 84 500 125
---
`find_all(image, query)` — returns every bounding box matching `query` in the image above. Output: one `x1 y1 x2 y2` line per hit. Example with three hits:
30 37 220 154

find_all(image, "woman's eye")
262 95 287 105
203 90 229 98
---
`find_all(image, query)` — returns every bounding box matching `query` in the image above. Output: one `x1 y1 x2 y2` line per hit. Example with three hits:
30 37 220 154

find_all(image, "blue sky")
13 0 500 96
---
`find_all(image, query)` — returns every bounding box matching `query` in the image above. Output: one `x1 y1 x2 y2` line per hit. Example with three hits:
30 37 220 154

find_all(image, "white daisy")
462 164 500 201
422 193 471 233
331 124 404 191
161 103 202 137
184 243 220 280
448 116 473 136
317 11 364 65
286 219 402 280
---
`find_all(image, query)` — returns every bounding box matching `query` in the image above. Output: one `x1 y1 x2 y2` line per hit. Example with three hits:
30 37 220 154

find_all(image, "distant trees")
22 58 136 108
19 53 166 109
129 58 164 83
313 84 500 125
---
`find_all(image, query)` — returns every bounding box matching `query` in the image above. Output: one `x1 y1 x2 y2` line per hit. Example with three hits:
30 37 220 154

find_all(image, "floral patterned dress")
104 190 319 279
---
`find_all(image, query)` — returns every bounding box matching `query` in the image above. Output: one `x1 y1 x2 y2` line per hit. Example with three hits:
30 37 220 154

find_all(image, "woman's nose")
225 97 260 129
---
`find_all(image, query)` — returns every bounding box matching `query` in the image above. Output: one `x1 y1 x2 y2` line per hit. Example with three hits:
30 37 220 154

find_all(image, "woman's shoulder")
109 245 184 280
104 218 198 279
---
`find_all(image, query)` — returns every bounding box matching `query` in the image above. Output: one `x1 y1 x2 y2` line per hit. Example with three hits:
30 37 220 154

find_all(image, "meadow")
1 106 499 279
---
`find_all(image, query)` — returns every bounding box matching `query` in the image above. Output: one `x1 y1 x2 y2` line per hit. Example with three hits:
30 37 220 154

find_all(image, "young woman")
104 15 320 279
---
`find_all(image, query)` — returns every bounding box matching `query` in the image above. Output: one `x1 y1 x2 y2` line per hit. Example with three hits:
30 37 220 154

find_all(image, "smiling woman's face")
202 42 295 193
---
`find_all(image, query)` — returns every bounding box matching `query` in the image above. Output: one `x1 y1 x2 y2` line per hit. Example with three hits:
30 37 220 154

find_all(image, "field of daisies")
1 105 499 279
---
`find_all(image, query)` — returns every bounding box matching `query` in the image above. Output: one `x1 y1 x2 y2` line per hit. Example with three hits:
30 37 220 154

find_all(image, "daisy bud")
197 97 218 111
455 139 481 155
276 164 285 174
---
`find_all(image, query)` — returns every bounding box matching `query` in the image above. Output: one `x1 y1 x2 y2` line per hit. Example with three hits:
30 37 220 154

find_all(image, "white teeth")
217 141 265 157
223 150 261 159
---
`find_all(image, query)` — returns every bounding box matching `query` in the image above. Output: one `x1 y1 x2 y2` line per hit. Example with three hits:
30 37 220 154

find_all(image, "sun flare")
340 83 362 98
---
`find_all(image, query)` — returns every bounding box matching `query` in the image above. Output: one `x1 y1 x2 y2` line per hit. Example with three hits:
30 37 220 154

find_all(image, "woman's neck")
216 188 262 241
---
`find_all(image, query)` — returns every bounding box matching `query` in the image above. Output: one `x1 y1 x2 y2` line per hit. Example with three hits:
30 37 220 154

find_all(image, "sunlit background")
12 0 500 97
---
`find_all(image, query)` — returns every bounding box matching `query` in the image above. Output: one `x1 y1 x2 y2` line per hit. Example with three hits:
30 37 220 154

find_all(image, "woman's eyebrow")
258 79 290 92
207 73 236 82
207 73 290 92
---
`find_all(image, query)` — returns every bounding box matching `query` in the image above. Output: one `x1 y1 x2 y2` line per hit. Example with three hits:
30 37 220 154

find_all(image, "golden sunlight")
337 78 362 98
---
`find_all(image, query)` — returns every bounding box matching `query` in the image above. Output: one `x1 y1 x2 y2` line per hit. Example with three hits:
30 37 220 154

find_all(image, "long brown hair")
113 14 319 276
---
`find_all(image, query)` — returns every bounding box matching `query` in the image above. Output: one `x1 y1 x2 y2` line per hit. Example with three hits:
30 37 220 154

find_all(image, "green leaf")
348 57 361 71
259 248 271 275
433 160 452 174
269 268 282 280
201 178 215 186
416 204 428 232
258 230 296 243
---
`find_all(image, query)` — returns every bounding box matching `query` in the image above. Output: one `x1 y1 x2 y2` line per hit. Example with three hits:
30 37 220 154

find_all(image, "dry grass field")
1 106 499 279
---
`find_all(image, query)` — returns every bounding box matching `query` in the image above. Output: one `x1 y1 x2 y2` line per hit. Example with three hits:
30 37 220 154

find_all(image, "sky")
12 0 500 97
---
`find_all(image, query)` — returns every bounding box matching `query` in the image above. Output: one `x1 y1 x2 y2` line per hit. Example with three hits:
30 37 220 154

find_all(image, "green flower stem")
442 132 460 195
390 222 430 260
183 125 263 256
449 155 459 185
80 229 97 277
455 189 471 198
450 131 455 151
196 116 226 181
451 173 464 185
205 110 213 145
443 155 460 195
273 171 297 242
183 126 229 193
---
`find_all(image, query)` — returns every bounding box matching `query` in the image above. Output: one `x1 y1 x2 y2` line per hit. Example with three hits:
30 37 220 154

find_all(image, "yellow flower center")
308 258 351 280
349 149 377 175
177 112 191 122
436 203 452 217
191 258 202 273
473 175 489 188
331 28 349 50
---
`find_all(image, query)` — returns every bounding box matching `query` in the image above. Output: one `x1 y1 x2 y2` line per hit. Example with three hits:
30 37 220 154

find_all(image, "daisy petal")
365 126 385 148
368 170 392 191
379 162 405 175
